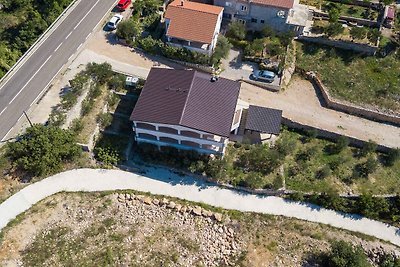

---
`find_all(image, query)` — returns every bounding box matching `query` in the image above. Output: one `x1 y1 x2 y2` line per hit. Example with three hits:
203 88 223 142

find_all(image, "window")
251 18 257 23
260 19 265 24
238 19 246 24
240 5 247 11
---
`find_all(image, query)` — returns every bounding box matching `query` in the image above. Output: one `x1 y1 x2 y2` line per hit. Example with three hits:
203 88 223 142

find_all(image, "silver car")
107 14 123 30
251 70 276 83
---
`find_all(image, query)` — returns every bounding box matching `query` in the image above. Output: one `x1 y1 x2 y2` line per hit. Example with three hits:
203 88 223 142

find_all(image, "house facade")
164 0 224 55
130 68 243 155
214 0 311 35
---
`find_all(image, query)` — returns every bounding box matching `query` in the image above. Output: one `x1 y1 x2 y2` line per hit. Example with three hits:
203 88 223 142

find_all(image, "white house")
130 68 243 155
214 0 312 35
164 0 224 56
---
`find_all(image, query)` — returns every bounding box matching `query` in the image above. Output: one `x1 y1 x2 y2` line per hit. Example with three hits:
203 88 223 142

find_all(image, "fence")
296 68 400 127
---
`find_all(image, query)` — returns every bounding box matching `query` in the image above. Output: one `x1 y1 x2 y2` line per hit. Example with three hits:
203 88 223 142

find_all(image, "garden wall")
313 10 378 27
297 36 378 55
170 59 214 74
281 117 392 153
240 79 281 92
296 68 400 127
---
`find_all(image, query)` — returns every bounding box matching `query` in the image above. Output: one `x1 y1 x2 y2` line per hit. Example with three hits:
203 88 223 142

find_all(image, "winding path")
0 168 399 246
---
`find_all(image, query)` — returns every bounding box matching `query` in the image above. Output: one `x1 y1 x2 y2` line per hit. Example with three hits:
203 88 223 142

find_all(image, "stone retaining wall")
297 36 378 55
296 68 400 127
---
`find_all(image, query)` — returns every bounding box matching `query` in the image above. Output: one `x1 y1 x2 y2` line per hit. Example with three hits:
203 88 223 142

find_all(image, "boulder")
143 197 152 205
192 206 202 216
213 213 223 222
167 201 176 209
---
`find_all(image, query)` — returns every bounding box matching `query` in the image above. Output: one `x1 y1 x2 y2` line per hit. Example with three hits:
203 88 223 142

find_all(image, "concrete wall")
297 36 378 55
296 68 400 127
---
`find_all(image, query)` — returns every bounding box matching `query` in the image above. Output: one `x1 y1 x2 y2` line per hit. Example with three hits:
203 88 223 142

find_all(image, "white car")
107 14 123 30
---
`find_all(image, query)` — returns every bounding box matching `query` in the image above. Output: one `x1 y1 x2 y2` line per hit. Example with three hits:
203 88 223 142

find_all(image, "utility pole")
23 111 33 127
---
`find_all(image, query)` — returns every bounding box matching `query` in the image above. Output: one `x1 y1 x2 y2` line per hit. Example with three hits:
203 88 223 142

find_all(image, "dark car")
117 0 131 11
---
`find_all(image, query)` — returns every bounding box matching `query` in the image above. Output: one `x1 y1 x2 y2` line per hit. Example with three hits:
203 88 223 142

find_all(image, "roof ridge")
169 4 221 15
179 70 197 125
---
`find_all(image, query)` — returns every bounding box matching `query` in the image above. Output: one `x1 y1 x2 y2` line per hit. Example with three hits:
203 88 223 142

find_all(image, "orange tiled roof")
164 0 223 44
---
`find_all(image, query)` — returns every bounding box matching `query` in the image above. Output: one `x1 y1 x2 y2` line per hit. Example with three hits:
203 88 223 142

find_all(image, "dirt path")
240 77 400 148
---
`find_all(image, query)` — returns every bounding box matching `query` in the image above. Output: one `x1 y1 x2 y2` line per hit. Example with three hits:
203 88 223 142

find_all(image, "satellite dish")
277 10 285 18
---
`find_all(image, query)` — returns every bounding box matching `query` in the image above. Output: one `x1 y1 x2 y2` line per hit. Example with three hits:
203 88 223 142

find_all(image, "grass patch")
296 42 400 112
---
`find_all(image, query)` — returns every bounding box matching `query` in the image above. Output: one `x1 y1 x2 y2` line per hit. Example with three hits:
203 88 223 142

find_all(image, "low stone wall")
297 36 378 55
281 117 393 153
296 68 400 127
313 10 378 27
170 59 214 74
328 0 381 9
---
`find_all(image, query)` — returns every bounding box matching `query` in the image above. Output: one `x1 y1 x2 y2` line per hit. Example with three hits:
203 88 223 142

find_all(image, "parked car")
251 70 276 83
117 0 131 11
107 14 123 30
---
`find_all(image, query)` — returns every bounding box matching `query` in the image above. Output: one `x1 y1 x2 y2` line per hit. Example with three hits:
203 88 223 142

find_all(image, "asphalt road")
0 0 117 141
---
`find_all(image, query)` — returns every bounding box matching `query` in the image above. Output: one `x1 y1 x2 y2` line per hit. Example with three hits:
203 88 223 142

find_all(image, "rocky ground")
0 192 399 267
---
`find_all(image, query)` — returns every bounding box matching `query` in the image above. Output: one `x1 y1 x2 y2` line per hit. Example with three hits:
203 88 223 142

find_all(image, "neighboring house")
130 68 243 155
214 0 312 35
164 0 224 55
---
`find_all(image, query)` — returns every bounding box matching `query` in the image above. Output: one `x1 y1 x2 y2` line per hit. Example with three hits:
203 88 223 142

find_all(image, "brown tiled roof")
164 0 223 44
130 68 241 137
249 0 294 9
245 105 282 135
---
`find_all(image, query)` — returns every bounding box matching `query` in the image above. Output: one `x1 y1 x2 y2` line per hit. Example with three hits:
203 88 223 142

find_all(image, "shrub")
323 240 370 267
81 99 94 116
7 125 81 176
354 156 378 178
116 19 142 42
350 27 367 40
325 22 344 37
211 35 232 66
244 38 265 57
86 62 113 85
315 165 332 179
107 93 120 108
69 118 84 134
108 74 126 91
385 148 400 167
48 109 66 127
60 91 78 110
357 193 390 219
261 26 275 38
94 146 120 168
360 140 377 157
97 113 113 129
88 84 102 99
226 21 246 40
239 172 265 189
367 28 381 44
333 136 349 154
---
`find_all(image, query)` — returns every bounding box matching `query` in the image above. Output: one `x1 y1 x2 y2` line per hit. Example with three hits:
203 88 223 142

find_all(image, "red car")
117 0 131 11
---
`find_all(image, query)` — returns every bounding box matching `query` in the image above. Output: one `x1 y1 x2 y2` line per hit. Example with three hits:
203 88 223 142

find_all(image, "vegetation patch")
296 42 400 113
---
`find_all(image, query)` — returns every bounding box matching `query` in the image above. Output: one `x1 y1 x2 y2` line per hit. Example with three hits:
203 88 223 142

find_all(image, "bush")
94 147 120 168
360 140 377 157
315 165 332 179
86 62 113 85
354 156 378 178
367 28 381 44
81 99 94 116
226 21 246 40
239 172 265 189
108 74 126 91
334 136 349 154
325 22 344 37
7 125 81 176
116 19 142 42
323 240 370 267
69 118 84 134
60 91 78 110
211 35 232 66
97 113 113 129
385 148 400 167
350 27 367 40
48 109 66 127
244 38 265 57
107 93 120 108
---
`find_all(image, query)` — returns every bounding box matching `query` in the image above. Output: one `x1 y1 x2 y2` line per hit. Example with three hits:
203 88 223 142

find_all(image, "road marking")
8 55 52 105
54 43 63 52
1 126 14 142
73 0 102 32
65 31 73 40
76 43 83 51
68 54 73 62
0 106 7 117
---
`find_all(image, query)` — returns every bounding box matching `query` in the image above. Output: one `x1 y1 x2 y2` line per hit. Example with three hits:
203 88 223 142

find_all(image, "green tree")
227 21 247 40
325 241 371 267
116 19 142 42
350 27 367 40
7 125 81 176
385 148 400 166
360 140 377 157
211 35 232 65
244 38 265 57
86 62 113 85
261 26 275 37
328 7 341 23
367 28 381 44
357 193 390 219
334 136 349 153
325 22 344 37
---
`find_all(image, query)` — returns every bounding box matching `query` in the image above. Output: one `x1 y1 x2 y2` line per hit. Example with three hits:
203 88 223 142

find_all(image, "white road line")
1 126 14 142
76 43 83 51
73 0 102 31
65 31 73 40
68 54 73 62
8 55 52 105
0 107 7 117
54 43 63 52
